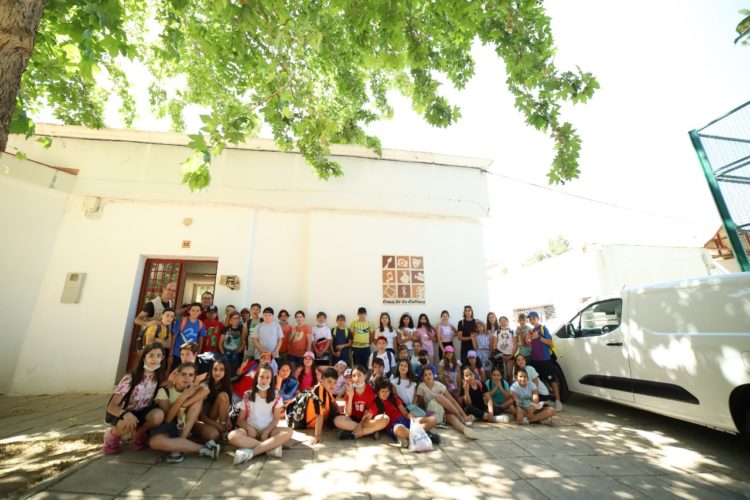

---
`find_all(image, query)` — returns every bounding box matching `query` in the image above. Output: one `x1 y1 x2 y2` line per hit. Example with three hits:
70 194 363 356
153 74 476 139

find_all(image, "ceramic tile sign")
382 255 425 304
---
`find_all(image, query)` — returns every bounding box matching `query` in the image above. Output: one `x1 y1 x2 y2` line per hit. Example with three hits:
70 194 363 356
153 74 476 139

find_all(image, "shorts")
491 403 510 416
387 416 410 439
150 421 180 438
530 360 558 384
105 406 154 426
464 404 486 420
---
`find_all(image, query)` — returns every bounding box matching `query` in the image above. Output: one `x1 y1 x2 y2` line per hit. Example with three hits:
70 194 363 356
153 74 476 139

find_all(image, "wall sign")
382 255 425 304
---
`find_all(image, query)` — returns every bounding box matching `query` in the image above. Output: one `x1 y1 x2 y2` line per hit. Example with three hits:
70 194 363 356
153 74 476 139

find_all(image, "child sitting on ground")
510 369 556 425
230 363 293 463
367 358 386 389
336 366 390 440
486 366 515 422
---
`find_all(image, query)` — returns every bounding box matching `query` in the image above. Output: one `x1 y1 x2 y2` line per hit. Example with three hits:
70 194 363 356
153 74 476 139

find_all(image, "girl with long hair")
194 359 232 442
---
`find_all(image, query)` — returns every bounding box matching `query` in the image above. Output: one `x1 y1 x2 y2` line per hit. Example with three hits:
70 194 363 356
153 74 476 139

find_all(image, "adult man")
134 283 177 330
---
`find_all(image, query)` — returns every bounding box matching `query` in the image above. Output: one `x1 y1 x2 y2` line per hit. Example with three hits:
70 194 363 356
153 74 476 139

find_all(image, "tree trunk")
0 0 46 152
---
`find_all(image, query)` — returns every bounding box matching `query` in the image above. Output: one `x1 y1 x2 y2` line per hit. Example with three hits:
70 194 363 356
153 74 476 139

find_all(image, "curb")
19 450 101 500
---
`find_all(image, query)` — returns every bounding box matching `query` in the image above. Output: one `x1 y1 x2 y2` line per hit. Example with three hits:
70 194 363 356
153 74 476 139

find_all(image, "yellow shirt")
350 321 374 348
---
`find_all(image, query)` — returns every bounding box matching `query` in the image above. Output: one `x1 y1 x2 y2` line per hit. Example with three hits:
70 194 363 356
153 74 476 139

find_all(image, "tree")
524 234 571 266
2 0 598 190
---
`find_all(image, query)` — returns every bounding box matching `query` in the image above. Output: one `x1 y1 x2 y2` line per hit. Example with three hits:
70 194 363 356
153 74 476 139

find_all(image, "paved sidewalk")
1 393 749 499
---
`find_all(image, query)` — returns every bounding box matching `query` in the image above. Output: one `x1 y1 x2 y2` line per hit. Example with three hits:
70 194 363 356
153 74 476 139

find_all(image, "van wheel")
553 361 571 403
743 407 750 442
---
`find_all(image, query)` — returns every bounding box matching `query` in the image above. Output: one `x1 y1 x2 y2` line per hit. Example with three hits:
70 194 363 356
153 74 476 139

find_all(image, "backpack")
285 386 332 430
369 350 397 377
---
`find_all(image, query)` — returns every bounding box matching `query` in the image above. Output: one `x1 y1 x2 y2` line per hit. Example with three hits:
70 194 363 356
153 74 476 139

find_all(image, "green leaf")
37 137 53 148
15 151 28 161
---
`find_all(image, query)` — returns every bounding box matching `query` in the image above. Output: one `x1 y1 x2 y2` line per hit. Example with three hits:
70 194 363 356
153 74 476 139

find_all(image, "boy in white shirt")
312 311 332 366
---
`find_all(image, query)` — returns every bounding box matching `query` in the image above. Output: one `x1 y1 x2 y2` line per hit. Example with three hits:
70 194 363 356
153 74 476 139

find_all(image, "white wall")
5 126 490 395
0 173 70 394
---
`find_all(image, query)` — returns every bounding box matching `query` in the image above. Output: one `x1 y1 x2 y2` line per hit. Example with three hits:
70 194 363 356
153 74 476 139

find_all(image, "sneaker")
426 431 441 445
166 452 184 463
463 419 473 427
436 422 449 429
398 437 410 449
372 431 381 440
493 414 511 423
233 448 254 465
463 427 479 440
199 440 220 460
267 445 283 459
130 429 148 451
339 431 356 440
554 400 563 412
102 428 121 455
540 417 553 425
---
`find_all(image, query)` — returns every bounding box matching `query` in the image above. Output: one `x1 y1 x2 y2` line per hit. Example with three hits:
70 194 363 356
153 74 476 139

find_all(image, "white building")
1 125 491 395
487 243 716 329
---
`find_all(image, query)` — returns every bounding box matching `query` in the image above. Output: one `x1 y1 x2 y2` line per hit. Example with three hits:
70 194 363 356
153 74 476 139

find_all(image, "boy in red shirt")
364 377 440 448
202 305 223 354
336 366 389 440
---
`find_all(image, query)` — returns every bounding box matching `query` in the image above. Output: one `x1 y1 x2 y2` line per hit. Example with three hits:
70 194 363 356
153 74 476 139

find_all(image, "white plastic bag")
408 418 433 453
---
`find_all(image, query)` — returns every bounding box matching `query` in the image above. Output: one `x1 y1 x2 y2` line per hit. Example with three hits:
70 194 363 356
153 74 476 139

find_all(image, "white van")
552 272 750 436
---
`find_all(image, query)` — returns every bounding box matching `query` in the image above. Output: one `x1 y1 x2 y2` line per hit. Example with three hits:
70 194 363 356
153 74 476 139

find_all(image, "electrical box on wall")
60 272 86 303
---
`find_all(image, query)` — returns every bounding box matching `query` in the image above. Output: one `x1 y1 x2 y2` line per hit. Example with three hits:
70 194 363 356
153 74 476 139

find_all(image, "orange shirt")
305 384 335 428
279 323 292 353
288 325 311 357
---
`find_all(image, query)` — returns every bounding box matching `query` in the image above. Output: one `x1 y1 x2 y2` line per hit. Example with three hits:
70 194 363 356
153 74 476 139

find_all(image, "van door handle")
606 341 623 347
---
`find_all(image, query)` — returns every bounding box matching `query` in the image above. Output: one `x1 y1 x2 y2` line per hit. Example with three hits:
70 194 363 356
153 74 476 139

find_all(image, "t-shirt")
288 325 312 357
279 323 292 353
416 380 447 403
439 359 461 390
203 320 223 353
113 373 158 411
418 327 435 356
254 321 284 357
244 318 261 357
143 323 170 346
346 384 375 421
171 318 206 356
389 376 417 406
516 325 533 357
510 381 537 409
438 323 453 343
460 380 487 408
312 325 332 352
305 384 336 427
222 325 243 353
350 321 374 348
414 362 437 382
530 325 552 361
156 385 183 406
378 328 398 350
244 392 282 430
524 365 550 396
367 394 404 424
486 378 511 404
496 328 515 356
399 327 415 351
458 319 477 354
279 377 299 402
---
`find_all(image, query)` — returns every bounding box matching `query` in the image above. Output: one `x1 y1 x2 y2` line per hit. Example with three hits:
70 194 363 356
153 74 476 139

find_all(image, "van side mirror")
567 323 577 338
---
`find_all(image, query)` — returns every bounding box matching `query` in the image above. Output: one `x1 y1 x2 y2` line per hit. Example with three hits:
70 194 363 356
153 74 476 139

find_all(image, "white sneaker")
233 448 254 465
464 427 479 440
522 417 529 425
398 437 409 449
554 400 563 412
199 440 220 460
540 417 553 425
493 414 511 423
267 445 283 459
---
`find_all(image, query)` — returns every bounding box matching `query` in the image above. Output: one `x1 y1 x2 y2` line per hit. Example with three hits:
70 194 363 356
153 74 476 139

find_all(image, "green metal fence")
690 101 750 272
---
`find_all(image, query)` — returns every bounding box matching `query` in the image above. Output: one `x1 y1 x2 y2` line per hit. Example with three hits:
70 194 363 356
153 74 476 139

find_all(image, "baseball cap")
207 305 219 313
467 350 478 358
357 307 367 314
527 311 540 319
303 351 315 359
444 345 454 353
375 335 387 343
344 368 352 377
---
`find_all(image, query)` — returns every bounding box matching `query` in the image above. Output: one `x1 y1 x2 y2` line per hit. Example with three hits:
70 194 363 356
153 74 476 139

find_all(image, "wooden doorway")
126 258 217 370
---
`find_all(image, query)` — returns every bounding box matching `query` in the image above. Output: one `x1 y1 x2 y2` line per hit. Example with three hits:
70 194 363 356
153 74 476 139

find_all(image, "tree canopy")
9 0 598 190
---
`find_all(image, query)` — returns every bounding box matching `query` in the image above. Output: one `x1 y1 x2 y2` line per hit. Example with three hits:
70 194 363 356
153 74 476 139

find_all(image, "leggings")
464 404 486 420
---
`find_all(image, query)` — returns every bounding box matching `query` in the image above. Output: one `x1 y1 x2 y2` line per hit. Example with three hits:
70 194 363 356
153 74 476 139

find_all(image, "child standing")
312 312 333 366
253 307 284 361
230 364 293 463
515 313 532 359
376 312 399 355
331 314 352 366
416 313 436 362
493 316 517 382
141 308 175 354
219 312 245 376
438 345 461 400
474 321 491 374
278 309 292 362
397 313 417 357
202 305 223 354
527 311 562 412
170 303 206 372
244 303 262 360
436 311 456 361
368 336 397 377
350 307 374 368
457 305 477 365
287 311 312 369
103 343 166 454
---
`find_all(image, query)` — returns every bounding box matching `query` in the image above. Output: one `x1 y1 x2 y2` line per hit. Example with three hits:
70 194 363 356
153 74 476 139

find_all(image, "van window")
578 299 622 337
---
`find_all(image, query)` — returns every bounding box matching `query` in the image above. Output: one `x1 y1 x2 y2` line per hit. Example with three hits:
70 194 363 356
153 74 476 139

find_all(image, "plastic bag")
408 418 433 453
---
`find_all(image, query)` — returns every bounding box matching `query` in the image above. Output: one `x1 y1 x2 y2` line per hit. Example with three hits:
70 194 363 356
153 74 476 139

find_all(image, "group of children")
107 304 562 463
